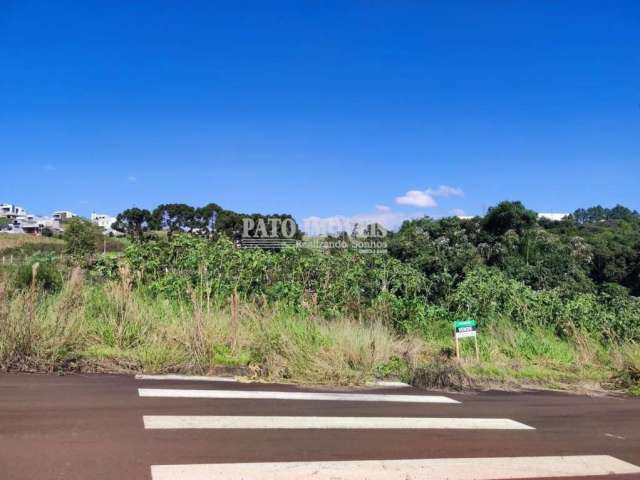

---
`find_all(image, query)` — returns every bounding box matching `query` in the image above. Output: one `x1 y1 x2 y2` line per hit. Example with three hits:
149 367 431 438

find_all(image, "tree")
192 203 223 237
482 201 537 237
388 216 481 301
497 229 594 292
572 205 639 224
152 203 195 238
63 217 102 256
113 208 153 241
214 209 244 240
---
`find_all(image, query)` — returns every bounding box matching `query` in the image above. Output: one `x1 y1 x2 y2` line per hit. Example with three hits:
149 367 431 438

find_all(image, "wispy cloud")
426 185 464 197
127 175 137 183
43 164 56 172
395 190 438 208
450 208 466 216
394 185 464 208
375 204 391 212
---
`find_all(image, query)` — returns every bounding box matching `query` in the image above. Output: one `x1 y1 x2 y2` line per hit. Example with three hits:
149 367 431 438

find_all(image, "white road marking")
138 388 459 404
365 380 411 388
143 415 534 430
150 455 640 480
136 375 410 387
135 374 238 383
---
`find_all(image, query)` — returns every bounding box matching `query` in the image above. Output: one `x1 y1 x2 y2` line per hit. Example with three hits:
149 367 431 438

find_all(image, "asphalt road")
1 373 640 480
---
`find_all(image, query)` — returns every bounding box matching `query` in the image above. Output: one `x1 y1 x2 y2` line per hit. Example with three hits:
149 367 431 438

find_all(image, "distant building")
38 217 63 233
19 221 42 235
53 210 76 221
0 204 26 220
538 213 569 221
0 203 70 235
91 213 117 230
0 224 23 234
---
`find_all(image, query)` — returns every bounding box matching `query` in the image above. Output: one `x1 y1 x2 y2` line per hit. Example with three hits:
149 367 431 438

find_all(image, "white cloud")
303 211 423 236
395 190 438 208
426 185 464 197
127 175 137 183
450 208 466 216
375 204 391 212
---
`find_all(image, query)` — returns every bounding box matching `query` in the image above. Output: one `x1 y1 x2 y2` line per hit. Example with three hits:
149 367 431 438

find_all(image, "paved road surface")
1 373 640 479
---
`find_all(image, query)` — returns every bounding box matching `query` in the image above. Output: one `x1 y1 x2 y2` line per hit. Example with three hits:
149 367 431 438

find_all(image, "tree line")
387 201 640 298
111 200 640 298
113 203 300 241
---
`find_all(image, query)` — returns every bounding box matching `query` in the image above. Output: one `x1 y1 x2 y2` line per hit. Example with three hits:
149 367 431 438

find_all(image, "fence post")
31 262 40 291
231 288 239 352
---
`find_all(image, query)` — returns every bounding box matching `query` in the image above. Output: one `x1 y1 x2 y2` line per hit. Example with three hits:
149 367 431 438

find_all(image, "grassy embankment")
0 234 65 258
1 268 638 393
0 234 638 394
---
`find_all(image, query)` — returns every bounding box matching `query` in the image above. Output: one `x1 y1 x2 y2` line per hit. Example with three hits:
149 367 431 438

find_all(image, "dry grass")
0 274 422 385
608 344 640 395
0 234 64 252
1 272 637 392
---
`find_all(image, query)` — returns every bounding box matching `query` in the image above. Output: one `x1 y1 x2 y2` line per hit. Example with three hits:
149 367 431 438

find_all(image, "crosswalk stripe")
365 380 410 388
138 388 459 404
143 415 534 430
150 455 640 480
135 374 238 383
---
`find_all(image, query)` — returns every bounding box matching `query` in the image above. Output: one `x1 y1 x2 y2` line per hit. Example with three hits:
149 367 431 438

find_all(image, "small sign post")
454 319 479 361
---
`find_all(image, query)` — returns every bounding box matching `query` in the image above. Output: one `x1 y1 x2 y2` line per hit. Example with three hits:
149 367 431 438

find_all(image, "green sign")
454 319 477 338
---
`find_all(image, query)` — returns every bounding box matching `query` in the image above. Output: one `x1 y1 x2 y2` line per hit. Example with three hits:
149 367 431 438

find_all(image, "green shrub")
63 218 103 257
123 234 429 320
450 266 640 343
450 267 535 326
13 259 63 293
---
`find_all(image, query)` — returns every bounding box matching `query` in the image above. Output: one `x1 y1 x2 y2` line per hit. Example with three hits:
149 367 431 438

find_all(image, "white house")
53 210 76 221
91 213 117 230
538 213 569 221
0 204 26 219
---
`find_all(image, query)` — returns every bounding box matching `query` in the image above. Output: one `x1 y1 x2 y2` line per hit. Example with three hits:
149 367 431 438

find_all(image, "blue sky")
1 1 638 230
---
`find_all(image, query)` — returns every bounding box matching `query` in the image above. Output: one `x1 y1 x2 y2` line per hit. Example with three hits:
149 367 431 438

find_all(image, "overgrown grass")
0 234 65 258
0 234 64 250
415 315 618 387
0 271 425 384
1 270 637 393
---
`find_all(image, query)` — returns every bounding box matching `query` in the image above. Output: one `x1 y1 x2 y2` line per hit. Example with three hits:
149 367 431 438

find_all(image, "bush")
123 234 429 319
63 218 102 257
451 266 640 343
13 258 63 293
450 267 535 326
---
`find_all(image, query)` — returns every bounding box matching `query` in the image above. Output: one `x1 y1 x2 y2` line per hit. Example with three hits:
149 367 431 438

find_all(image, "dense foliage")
1 201 639 390
106 201 640 343
62 218 104 257
389 202 640 299
114 202 300 241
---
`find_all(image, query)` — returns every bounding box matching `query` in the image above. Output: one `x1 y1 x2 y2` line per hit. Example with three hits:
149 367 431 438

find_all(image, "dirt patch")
411 358 474 391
